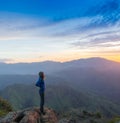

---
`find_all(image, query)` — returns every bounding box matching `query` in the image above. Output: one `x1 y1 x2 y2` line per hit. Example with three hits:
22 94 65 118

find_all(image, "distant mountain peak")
0 57 119 75
65 57 112 64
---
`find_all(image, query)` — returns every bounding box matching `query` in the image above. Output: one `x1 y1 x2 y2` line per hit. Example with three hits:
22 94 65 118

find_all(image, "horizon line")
0 57 120 64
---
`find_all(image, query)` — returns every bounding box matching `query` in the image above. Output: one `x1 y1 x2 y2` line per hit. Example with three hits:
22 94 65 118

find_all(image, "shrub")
0 97 13 116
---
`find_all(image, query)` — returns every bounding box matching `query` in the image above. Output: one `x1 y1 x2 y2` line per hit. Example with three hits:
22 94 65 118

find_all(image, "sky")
0 0 120 63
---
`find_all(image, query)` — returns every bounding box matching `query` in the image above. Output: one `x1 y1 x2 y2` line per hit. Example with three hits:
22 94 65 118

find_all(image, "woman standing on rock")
36 71 45 115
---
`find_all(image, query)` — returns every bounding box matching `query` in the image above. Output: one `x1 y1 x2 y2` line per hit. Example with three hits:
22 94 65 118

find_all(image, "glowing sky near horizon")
0 0 120 63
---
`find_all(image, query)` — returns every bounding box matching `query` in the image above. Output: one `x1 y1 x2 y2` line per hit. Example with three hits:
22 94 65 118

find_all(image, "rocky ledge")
0 107 58 123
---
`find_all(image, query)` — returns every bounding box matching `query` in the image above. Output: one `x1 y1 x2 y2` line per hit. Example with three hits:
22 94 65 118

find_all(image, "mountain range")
0 57 120 120
0 57 120 104
0 82 120 118
0 57 120 75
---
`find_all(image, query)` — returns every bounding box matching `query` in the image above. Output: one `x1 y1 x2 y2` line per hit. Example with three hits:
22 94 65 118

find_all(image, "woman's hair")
39 71 44 79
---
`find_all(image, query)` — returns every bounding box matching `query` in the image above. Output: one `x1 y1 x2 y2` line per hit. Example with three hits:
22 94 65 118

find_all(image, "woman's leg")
40 92 44 113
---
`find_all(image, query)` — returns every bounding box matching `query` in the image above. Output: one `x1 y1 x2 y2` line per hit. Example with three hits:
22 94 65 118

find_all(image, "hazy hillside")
0 75 37 89
0 57 120 122
55 60 120 104
0 58 120 104
0 57 120 75
0 75 64 89
0 83 120 117
0 61 63 75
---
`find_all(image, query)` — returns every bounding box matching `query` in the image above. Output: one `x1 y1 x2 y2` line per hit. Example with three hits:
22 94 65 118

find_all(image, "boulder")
0 107 58 123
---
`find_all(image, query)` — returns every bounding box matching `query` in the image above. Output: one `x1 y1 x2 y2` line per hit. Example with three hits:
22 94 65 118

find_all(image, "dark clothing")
40 92 44 113
36 77 45 93
36 77 45 113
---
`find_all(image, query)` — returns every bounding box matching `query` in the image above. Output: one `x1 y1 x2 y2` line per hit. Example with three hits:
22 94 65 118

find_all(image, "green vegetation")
0 83 120 118
59 109 109 123
0 97 13 117
109 117 120 123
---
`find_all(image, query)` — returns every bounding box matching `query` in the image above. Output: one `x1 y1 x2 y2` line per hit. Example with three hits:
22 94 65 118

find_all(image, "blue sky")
0 0 120 63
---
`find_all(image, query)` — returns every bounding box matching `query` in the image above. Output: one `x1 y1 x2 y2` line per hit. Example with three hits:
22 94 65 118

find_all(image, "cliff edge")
0 107 58 123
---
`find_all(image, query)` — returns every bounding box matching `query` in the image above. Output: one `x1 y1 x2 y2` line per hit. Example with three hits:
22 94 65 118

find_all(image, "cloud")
86 0 120 24
70 18 120 50
0 13 101 43
0 12 120 53
73 29 120 46
0 58 14 63
0 12 51 39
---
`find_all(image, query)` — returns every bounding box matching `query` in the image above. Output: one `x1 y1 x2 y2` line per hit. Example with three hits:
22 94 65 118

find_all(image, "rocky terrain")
0 106 120 123
0 107 58 123
1 107 115 123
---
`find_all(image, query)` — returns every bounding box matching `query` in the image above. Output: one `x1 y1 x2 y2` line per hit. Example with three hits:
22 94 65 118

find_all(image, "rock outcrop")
58 110 103 123
0 107 58 123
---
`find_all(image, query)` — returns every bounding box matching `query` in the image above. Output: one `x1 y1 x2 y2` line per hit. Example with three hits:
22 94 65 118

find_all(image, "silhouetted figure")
36 71 45 115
